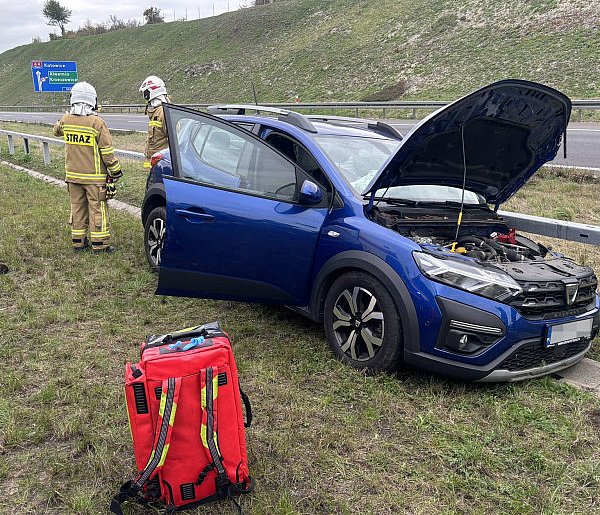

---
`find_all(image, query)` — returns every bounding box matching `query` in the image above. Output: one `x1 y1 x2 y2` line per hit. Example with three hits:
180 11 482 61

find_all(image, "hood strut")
450 124 468 252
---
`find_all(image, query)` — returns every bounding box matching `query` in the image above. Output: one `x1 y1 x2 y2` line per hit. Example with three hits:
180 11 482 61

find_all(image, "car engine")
368 202 598 318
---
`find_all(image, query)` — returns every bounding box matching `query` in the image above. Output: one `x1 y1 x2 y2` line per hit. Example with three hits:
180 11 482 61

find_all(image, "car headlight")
413 251 523 301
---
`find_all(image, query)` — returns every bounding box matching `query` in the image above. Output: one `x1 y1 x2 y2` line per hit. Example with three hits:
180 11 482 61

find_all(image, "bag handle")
239 385 252 428
110 377 180 514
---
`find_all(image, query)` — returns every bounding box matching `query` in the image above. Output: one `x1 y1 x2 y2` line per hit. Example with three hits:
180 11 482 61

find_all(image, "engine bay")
368 201 598 312
369 202 549 263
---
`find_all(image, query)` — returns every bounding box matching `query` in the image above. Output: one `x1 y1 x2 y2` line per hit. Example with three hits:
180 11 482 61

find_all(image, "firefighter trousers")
68 183 110 250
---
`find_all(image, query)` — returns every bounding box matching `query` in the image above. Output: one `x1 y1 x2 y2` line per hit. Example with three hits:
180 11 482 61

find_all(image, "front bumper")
478 341 591 382
405 337 593 382
405 295 599 382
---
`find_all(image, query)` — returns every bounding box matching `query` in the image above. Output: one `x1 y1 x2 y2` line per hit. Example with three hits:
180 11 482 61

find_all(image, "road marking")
546 163 600 172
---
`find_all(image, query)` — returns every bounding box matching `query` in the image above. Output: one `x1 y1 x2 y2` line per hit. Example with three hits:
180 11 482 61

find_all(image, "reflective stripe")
90 230 110 238
134 377 177 488
149 120 162 128
71 229 87 235
107 163 121 172
201 368 225 475
99 200 107 232
66 171 107 181
93 136 101 175
62 124 99 136
99 147 114 155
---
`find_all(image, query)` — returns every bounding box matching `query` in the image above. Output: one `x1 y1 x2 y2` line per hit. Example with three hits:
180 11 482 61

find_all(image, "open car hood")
362 80 571 204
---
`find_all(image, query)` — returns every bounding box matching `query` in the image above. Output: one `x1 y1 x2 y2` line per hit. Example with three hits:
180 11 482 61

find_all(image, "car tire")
323 271 403 373
144 206 167 272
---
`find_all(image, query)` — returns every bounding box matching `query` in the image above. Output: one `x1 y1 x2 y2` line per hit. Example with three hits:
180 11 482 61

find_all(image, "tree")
143 7 164 24
42 0 72 37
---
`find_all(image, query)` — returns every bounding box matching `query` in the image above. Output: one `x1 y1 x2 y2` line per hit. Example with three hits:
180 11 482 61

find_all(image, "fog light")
442 328 504 354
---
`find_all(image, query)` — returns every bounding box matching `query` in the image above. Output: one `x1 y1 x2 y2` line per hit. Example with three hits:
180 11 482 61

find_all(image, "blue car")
142 79 599 381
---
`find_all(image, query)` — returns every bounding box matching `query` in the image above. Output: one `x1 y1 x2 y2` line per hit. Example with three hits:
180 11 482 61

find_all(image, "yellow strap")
149 120 162 128
143 161 152 169
99 147 114 154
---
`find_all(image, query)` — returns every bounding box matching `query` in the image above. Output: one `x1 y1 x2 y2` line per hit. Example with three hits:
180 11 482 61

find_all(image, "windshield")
314 134 400 192
314 134 484 205
376 185 485 204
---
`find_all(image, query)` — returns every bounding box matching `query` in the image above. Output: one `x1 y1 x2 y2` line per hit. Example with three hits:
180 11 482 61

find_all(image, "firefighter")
139 75 170 171
53 81 122 253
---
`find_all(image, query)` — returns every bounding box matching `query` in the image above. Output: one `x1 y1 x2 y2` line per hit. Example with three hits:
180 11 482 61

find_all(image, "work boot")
92 245 116 254
73 238 90 252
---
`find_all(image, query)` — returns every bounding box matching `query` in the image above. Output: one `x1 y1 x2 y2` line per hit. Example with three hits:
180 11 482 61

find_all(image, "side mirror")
298 180 323 205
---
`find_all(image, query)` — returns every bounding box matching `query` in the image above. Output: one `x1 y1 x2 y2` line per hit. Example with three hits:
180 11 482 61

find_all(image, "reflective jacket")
53 113 122 185
144 104 169 169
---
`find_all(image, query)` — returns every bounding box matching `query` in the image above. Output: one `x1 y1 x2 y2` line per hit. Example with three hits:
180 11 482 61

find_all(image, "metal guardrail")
0 129 144 164
0 128 599 245
1 100 600 119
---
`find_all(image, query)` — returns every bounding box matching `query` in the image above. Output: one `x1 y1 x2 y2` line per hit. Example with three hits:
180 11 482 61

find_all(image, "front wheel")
323 271 403 373
144 206 166 272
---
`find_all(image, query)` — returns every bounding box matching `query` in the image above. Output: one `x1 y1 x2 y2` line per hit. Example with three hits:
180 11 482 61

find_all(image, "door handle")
175 209 215 222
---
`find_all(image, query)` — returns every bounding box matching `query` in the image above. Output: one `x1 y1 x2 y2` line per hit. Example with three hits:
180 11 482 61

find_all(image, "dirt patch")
590 409 600 433
183 61 224 79
361 79 411 101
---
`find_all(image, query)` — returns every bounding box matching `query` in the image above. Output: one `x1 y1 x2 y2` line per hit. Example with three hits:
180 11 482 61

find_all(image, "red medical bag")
111 322 253 513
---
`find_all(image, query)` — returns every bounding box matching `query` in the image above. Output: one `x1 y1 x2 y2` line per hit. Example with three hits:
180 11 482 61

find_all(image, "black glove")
106 182 117 200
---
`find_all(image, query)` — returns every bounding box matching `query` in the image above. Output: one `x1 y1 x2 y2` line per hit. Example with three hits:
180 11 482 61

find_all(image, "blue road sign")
31 60 78 93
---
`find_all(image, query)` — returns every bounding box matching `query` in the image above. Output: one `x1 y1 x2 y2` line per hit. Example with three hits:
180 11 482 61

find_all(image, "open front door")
157 105 329 305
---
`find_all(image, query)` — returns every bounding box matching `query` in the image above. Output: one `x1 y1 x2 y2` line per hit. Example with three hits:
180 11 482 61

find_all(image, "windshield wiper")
365 197 419 206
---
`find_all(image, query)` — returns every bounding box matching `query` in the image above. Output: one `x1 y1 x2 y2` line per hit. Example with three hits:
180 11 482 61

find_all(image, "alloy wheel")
331 286 384 361
147 217 165 266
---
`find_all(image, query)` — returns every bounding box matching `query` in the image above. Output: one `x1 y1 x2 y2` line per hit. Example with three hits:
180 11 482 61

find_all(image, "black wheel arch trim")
142 184 166 225
310 250 420 353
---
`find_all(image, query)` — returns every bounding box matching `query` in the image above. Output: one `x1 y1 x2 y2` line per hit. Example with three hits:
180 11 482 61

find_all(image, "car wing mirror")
298 179 323 205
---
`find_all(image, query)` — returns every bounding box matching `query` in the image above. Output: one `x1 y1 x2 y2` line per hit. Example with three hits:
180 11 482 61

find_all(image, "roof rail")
207 104 317 133
306 115 403 140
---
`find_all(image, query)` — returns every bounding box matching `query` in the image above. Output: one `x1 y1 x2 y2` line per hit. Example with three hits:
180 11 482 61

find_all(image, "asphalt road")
1 111 598 169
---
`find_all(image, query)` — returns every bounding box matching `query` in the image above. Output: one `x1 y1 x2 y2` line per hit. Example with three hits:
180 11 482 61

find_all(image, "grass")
2 0 600 106
1 166 600 514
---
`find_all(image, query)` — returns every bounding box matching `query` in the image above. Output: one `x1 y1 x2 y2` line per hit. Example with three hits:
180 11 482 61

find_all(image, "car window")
193 125 247 174
265 132 332 193
169 109 298 202
313 134 400 192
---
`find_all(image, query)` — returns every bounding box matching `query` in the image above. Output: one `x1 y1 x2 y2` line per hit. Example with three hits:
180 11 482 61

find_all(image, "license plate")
545 318 593 348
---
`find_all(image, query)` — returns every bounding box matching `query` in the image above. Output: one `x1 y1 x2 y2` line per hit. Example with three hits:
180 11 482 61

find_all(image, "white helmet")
70 81 97 108
139 75 167 101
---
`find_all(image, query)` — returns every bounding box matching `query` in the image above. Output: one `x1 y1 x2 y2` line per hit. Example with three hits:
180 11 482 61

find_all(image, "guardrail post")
578 109 582 122
23 138 30 154
383 108 387 119
42 142 51 166
412 108 416 119
7 135 15 155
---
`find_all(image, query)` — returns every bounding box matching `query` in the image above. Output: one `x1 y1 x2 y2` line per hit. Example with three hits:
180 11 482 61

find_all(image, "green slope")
1 0 599 105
